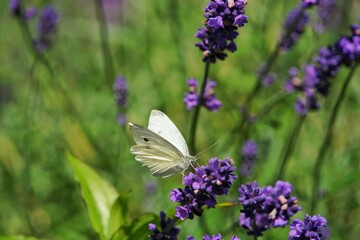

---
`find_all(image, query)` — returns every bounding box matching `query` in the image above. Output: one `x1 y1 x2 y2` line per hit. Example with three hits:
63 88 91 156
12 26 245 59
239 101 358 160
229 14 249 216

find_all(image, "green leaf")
67 154 118 240
108 191 130 238
0 236 44 240
127 213 158 240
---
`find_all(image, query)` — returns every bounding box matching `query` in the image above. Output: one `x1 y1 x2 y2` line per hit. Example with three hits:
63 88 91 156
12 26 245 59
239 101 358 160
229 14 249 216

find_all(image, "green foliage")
1 0 360 239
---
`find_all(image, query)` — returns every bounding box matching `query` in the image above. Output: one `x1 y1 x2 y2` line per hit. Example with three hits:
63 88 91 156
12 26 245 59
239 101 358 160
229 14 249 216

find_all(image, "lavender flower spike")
170 158 237 220
240 140 258 177
148 211 180 240
114 76 128 126
9 0 21 16
203 234 240 240
184 78 222 112
238 181 301 237
289 214 328 240
33 6 59 52
195 0 249 62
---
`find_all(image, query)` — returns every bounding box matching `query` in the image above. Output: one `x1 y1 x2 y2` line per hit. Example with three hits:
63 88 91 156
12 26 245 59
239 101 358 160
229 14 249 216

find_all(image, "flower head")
184 79 200 110
37 6 58 35
301 0 319 8
23 7 37 20
33 6 59 52
184 79 222 112
240 140 258 177
203 80 222 111
285 20 360 114
114 76 128 107
313 0 339 33
114 76 128 126
170 158 237 220
9 0 21 16
279 7 309 51
148 211 180 240
195 0 248 62
201 234 240 240
238 181 301 237
289 214 328 240
262 181 302 227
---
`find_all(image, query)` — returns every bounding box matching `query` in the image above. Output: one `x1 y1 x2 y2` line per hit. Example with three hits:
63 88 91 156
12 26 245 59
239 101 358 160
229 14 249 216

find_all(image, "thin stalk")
310 64 358 214
94 0 115 90
217 43 281 154
276 114 306 181
257 91 289 118
189 62 211 154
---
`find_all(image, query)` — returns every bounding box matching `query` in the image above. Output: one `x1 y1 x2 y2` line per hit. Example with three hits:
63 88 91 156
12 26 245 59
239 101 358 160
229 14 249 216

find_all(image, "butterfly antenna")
195 140 220 158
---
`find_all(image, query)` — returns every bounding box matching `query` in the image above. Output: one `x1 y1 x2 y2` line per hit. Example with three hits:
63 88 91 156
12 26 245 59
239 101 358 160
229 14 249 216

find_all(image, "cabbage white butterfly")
128 110 197 177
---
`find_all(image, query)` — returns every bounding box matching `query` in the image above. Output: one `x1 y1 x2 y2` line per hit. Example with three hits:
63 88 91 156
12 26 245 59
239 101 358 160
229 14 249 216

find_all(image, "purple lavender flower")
117 113 127 126
261 73 277 87
278 7 310 51
313 0 339 33
294 98 307 115
184 79 222 112
9 0 37 21
148 211 180 240
285 21 360 114
240 140 258 177
238 181 301 236
23 7 37 20
201 234 240 240
33 6 59 52
37 6 58 35
279 0 323 51
114 76 128 107
184 79 199 110
170 158 237 220
195 0 248 62
262 181 302 227
289 214 328 240
9 0 21 16
114 76 128 126
301 0 319 8
203 80 222 112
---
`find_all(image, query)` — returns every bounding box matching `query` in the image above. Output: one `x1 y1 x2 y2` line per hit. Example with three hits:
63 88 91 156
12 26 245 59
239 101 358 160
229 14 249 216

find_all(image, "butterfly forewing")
129 123 186 177
148 110 190 157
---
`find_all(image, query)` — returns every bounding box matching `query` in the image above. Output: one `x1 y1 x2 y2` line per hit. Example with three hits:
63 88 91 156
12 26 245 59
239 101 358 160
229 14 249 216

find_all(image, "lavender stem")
94 0 115 90
310 63 358 214
189 61 210 154
277 114 306 181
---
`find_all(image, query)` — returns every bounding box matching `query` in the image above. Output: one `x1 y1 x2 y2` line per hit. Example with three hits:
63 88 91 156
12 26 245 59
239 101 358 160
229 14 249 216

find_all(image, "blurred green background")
1 0 360 239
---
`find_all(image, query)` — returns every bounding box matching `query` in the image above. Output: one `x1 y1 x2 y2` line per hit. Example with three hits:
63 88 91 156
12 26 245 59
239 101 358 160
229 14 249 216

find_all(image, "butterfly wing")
148 110 190 156
129 123 186 177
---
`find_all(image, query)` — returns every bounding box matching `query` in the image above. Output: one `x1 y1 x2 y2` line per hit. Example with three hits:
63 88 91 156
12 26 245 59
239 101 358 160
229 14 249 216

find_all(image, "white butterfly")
128 110 197 178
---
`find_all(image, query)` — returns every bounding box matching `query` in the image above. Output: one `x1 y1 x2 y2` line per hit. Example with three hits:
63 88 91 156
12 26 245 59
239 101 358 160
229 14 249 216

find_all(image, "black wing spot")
143 137 149 142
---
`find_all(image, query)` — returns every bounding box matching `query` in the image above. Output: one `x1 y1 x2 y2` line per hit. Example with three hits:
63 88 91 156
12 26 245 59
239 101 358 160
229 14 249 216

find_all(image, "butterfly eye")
143 138 149 142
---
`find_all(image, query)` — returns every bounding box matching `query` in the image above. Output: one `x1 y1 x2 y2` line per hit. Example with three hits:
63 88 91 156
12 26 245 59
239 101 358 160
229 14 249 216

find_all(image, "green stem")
94 0 115 90
276 114 306 181
310 64 358 214
257 92 289 119
189 62 211 154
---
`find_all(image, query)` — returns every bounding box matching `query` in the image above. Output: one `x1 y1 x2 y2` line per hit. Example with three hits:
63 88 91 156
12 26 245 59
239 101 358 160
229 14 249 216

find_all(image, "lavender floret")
195 0 248 62
238 181 301 236
170 158 237 220
289 214 328 240
148 211 180 240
